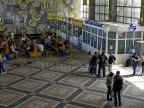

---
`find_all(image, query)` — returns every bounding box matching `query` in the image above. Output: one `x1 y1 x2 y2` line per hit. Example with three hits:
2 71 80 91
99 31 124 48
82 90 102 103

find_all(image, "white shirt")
10 45 16 53
38 44 44 52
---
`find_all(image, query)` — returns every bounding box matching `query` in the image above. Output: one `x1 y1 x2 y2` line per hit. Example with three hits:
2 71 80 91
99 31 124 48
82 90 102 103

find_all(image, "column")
89 0 95 20
140 0 144 25
109 0 117 21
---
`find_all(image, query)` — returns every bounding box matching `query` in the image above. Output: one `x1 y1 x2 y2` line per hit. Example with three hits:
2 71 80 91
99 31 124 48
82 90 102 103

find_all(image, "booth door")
108 40 116 54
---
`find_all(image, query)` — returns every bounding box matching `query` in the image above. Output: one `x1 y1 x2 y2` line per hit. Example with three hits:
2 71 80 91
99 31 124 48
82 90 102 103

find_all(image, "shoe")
4 71 7 73
0 72 4 75
114 103 117 106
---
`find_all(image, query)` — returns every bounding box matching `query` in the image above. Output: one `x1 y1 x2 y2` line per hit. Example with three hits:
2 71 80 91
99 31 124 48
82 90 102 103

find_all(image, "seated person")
10 43 18 58
37 43 46 57
25 40 32 56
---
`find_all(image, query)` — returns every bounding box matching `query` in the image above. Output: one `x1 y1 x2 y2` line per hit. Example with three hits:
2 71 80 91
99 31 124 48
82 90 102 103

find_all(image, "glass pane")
105 7 109 14
91 36 95 47
92 27 95 33
94 36 97 48
100 6 104 14
108 40 116 54
95 6 99 13
124 18 131 23
126 40 133 53
125 0 132 6
108 32 116 39
102 39 106 52
95 0 100 5
94 28 97 34
117 0 125 6
117 7 123 16
118 40 125 54
127 32 134 38
133 0 141 7
117 16 124 22
118 32 126 39
98 37 102 50
124 8 131 17
87 33 90 45
98 29 103 36
135 31 141 38
103 31 106 38
132 8 140 18
95 14 99 20
83 31 86 43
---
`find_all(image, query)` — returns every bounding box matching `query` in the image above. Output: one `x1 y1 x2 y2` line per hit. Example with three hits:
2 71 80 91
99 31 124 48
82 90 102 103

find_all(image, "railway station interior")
0 0 144 108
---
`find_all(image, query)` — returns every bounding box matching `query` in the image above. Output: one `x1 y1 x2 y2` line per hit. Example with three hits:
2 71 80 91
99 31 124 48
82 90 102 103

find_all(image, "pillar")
109 0 117 21
89 0 95 20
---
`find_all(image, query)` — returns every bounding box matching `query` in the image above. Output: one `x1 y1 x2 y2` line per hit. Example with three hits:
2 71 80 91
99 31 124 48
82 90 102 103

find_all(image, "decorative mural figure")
23 11 28 27
12 13 21 30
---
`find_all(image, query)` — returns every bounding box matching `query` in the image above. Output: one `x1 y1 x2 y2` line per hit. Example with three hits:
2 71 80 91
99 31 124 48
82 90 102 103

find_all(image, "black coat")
113 75 123 91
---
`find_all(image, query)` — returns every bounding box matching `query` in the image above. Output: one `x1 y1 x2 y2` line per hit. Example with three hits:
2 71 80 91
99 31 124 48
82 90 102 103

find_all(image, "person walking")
0 51 7 75
113 71 123 106
131 53 140 75
108 52 116 73
141 52 144 76
106 72 114 101
97 52 107 77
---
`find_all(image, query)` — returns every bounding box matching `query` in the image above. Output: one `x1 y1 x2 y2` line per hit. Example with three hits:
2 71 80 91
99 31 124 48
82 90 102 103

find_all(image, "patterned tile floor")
0 46 144 108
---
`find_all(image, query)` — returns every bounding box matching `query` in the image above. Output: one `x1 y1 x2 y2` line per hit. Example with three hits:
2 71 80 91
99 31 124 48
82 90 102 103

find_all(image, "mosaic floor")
0 46 144 108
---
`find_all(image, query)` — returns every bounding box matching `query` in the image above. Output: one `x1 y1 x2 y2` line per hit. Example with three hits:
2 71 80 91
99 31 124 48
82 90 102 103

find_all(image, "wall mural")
0 0 81 34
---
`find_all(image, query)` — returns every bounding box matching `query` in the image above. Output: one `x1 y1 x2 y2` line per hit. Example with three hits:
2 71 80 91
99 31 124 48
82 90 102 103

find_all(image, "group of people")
41 32 69 55
88 51 123 106
129 46 144 76
88 51 116 77
20 33 46 57
106 71 123 106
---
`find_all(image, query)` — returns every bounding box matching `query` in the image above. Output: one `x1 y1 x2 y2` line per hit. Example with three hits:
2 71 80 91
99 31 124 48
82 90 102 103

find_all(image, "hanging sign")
129 23 136 31
72 19 83 27
47 13 57 20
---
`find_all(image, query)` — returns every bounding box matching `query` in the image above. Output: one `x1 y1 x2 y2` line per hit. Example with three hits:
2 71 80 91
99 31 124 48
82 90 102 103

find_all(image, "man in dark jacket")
90 52 98 75
97 52 107 77
113 71 123 106
108 52 116 73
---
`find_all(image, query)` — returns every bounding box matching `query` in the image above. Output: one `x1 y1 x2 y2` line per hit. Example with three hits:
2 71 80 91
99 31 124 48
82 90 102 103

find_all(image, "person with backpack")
97 52 108 77
108 52 116 73
131 52 140 75
106 72 114 101
113 71 123 106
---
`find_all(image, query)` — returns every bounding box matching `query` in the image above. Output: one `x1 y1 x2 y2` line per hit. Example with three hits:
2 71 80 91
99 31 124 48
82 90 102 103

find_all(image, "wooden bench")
24 35 42 58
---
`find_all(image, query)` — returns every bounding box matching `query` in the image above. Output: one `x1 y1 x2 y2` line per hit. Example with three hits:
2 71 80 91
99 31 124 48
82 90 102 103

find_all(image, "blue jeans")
114 90 121 105
132 64 137 75
90 65 97 75
0 62 5 73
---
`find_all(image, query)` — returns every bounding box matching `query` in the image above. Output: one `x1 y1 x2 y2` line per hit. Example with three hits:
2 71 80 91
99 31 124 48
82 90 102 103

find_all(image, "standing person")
97 52 108 77
90 52 98 75
106 72 114 101
0 51 7 75
88 51 92 73
113 71 123 106
108 52 116 73
131 53 140 75
129 46 135 58
141 52 144 76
